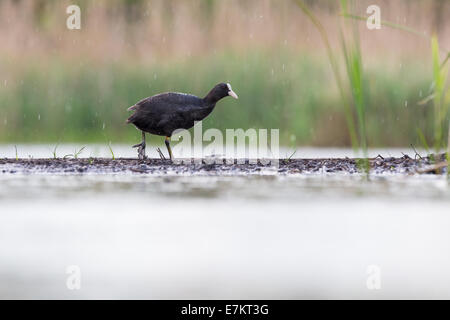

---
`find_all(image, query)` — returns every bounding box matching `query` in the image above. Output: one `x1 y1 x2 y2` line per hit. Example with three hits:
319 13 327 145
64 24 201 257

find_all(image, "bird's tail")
126 105 137 123
126 112 137 124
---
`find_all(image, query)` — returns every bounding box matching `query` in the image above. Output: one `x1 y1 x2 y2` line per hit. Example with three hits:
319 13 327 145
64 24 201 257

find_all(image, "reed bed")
0 0 448 148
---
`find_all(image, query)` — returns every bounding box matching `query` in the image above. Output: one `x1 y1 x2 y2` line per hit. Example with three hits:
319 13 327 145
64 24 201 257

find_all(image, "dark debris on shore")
0 154 447 175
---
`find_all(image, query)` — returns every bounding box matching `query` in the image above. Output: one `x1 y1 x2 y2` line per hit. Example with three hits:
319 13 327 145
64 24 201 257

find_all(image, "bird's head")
205 83 238 103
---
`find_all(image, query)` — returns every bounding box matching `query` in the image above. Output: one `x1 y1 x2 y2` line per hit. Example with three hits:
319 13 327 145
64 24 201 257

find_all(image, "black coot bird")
127 83 238 160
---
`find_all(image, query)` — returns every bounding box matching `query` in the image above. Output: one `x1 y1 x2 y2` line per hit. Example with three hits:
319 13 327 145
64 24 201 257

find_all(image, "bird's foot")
139 147 148 160
156 148 166 160
133 142 147 160
132 141 145 148
138 150 147 160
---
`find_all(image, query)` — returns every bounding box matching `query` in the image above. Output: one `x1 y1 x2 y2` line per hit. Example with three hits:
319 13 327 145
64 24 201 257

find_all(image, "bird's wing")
127 96 152 111
127 93 201 111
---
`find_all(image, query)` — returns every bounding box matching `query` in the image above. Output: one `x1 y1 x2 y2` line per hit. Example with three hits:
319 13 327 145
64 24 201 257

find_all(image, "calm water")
0 145 449 299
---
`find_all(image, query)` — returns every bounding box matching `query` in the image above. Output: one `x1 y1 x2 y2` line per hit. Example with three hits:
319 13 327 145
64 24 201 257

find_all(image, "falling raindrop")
102 122 105 130
38 114 41 120
4 118 7 125
404 101 408 107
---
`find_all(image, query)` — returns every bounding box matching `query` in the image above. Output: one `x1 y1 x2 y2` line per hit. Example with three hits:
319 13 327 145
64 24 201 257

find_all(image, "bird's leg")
132 131 146 160
140 131 147 159
165 136 174 161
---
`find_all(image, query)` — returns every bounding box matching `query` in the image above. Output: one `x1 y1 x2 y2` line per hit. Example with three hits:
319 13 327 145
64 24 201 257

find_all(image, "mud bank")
0 154 447 175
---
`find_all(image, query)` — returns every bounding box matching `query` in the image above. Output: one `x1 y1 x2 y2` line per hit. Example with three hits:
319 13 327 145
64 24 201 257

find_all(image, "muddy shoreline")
0 154 447 175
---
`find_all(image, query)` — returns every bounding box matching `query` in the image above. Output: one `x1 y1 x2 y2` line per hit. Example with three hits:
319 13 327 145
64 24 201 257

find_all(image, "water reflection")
0 174 448 201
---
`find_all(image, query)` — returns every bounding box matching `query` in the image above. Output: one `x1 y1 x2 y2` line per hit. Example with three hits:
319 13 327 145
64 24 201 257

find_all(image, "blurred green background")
0 0 449 147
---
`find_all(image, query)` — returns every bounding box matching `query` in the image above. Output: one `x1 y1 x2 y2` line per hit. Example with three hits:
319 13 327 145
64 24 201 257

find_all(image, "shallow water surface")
0 143 426 159
0 146 449 299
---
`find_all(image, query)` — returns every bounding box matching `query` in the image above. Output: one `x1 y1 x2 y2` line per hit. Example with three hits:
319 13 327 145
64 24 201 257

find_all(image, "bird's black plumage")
127 83 236 137
126 82 238 160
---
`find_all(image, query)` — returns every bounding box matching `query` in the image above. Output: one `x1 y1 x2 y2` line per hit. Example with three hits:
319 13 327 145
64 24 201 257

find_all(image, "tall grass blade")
341 13 429 40
431 35 447 153
293 0 359 152
417 128 430 155
343 9 449 162
108 142 115 160
339 0 369 172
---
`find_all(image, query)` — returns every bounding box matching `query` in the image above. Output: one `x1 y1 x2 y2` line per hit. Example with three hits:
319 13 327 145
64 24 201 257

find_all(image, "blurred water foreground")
1 146 450 299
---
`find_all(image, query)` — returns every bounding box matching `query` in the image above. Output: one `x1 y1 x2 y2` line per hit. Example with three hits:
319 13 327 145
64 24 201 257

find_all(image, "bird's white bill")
228 90 238 99
226 83 238 99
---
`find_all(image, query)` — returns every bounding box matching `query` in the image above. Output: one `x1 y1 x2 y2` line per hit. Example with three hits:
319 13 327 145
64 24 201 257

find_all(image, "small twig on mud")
410 144 423 160
282 150 297 164
288 150 297 160
401 152 411 159
130 167 148 173
368 154 384 161
156 148 166 160
416 161 448 174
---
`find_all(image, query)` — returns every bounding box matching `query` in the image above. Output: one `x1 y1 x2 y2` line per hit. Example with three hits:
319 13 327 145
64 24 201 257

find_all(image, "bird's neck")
203 91 223 105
